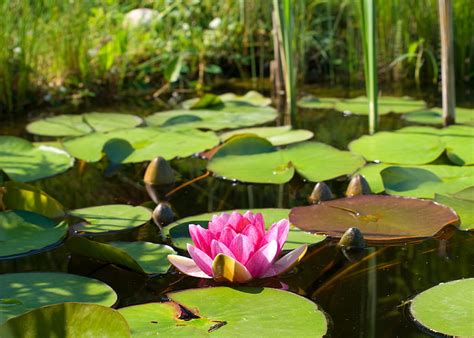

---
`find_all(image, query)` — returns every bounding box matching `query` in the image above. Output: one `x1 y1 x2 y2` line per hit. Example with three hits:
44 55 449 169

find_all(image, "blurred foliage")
0 0 473 117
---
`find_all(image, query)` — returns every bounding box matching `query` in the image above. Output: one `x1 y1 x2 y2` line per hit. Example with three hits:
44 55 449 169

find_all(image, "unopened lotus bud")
144 157 175 185
338 227 365 249
345 174 371 197
308 182 333 204
152 203 174 226
144 157 176 203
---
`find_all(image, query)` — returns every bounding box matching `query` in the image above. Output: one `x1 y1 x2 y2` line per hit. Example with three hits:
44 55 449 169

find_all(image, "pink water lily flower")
168 211 307 283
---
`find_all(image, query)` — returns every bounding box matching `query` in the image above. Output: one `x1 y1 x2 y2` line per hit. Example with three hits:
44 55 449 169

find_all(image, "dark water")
1 89 473 337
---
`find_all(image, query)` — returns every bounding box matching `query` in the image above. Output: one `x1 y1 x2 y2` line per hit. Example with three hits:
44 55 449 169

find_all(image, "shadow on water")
1 90 473 337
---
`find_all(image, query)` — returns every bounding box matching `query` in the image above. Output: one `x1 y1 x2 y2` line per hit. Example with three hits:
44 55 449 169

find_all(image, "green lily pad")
348 131 444 164
0 272 117 323
120 287 328 337
0 136 74 182
397 125 474 165
0 303 130 338
290 195 459 244
63 127 219 163
220 126 314 146
355 163 392 193
67 237 176 274
404 107 474 126
26 113 143 137
334 96 426 115
208 139 365 184
69 204 151 233
435 194 474 230
381 165 474 199
0 210 68 258
163 208 326 252
145 106 277 131
409 278 474 337
220 91 272 107
297 96 340 109
1 181 65 218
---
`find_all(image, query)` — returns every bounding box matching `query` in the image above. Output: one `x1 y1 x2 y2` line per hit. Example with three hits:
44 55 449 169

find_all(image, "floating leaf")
435 194 474 230
0 272 117 323
397 125 474 165
183 94 223 109
334 96 426 115
297 96 340 109
220 126 313 146
63 127 219 163
409 278 474 337
219 91 272 107
0 303 130 338
381 165 474 199
0 136 74 182
67 237 176 274
290 195 459 244
27 113 143 137
69 204 151 233
1 182 65 218
164 208 325 252
404 107 474 126
145 106 277 131
0 210 68 258
355 163 391 193
208 139 365 184
348 131 444 164
120 287 328 337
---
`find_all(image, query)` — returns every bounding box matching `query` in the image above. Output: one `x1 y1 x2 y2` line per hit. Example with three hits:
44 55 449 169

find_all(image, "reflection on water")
1 102 473 337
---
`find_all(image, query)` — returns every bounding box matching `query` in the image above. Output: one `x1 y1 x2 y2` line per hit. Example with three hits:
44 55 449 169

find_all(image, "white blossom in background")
124 8 159 28
209 17 221 30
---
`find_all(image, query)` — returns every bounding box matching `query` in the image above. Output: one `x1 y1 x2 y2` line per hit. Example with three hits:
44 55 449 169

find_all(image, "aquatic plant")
168 210 307 283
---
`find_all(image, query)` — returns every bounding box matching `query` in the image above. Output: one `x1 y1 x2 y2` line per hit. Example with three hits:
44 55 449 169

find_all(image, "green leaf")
290 195 459 244
145 106 277 131
0 136 74 182
120 287 328 337
334 96 426 115
355 163 392 193
297 96 340 110
67 237 176 274
410 278 474 337
0 210 68 258
0 303 130 338
1 182 65 218
164 55 183 83
219 91 272 107
27 113 143 137
0 272 117 324
220 126 314 146
349 131 444 164
163 208 326 252
404 107 474 126
435 194 474 230
381 165 474 199
69 204 151 233
208 141 364 184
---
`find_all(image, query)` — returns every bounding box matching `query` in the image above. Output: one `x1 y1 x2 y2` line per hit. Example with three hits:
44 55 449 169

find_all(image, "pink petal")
210 239 235 260
208 213 230 235
265 219 290 254
245 240 278 278
189 224 213 256
229 234 254 265
241 223 264 247
187 244 213 276
168 255 212 279
244 211 265 235
261 244 308 278
228 212 249 233
219 227 237 247
212 254 253 283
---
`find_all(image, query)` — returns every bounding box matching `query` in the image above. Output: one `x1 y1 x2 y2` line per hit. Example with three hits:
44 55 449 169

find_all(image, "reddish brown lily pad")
289 195 459 244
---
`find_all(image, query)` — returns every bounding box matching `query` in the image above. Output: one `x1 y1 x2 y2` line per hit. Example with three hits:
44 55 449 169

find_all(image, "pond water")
1 85 473 337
